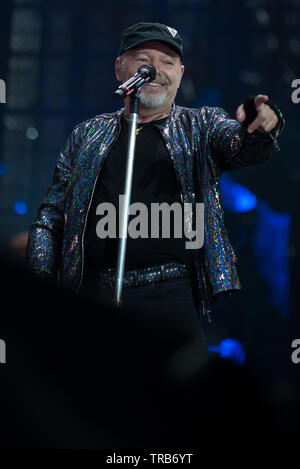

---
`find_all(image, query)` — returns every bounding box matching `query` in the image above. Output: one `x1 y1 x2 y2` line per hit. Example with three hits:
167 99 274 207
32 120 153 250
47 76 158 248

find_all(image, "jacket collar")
115 102 177 128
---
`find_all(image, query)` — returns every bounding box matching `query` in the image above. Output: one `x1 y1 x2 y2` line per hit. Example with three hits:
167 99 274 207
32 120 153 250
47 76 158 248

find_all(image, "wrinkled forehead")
122 40 180 60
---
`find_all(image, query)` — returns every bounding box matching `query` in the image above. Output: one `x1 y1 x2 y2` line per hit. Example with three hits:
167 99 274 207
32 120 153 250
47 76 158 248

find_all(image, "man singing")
26 22 284 332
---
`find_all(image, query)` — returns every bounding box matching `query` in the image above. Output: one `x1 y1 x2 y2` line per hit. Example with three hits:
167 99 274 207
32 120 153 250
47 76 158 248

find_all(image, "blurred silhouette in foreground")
0 254 299 448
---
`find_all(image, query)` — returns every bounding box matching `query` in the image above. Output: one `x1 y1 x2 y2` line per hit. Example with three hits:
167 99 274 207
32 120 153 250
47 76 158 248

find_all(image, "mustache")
151 76 170 86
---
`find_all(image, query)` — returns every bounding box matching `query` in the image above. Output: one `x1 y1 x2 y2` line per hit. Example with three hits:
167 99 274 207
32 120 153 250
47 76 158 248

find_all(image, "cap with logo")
119 22 183 60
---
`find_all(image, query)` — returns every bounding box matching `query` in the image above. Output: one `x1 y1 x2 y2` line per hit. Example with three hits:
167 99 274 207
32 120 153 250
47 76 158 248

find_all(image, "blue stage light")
220 173 257 213
14 200 27 215
219 339 246 365
208 339 246 366
253 201 291 317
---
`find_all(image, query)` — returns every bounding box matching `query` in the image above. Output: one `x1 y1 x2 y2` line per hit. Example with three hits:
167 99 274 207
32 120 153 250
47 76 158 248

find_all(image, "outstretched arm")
209 94 285 173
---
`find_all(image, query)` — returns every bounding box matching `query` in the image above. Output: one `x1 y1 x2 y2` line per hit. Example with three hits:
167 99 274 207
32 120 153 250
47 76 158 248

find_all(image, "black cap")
119 22 183 60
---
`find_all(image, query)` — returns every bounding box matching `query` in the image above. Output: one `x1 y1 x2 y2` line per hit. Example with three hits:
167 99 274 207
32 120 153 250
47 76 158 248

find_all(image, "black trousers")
80 274 204 351
79 275 208 446
81 273 207 392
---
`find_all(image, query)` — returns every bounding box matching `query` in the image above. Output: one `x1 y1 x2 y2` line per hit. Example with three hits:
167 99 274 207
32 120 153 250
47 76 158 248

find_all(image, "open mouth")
146 82 165 88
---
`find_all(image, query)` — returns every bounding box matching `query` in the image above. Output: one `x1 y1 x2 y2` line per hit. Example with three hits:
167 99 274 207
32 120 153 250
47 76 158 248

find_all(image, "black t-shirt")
84 116 192 269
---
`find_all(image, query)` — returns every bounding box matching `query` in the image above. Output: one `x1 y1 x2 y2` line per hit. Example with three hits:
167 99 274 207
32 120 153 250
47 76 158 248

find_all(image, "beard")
137 88 167 109
118 61 171 109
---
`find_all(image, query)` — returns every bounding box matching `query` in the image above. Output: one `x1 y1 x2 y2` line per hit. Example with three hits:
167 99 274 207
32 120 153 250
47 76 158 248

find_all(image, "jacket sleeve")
207 103 285 173
25 121 91 280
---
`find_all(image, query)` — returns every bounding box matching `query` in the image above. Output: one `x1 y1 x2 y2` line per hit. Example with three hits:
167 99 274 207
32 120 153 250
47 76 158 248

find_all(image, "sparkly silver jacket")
26 103 284 314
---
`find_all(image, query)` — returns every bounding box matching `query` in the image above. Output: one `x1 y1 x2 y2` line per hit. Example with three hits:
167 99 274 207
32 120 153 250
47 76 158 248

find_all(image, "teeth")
148 82 162 87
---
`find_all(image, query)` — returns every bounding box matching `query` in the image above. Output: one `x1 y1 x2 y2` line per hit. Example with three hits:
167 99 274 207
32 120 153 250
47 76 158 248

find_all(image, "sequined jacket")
26 103 284 315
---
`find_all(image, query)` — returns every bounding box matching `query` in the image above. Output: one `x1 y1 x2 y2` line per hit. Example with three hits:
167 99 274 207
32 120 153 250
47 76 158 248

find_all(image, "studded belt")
96 262 189 288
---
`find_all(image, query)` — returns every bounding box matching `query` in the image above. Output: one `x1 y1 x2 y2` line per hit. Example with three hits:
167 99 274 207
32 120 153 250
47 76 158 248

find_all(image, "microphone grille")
138 64 156 81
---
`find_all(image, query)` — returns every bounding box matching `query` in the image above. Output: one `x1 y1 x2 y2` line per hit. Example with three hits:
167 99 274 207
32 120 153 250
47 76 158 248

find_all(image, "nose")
149 59 162 79
147 63 158 81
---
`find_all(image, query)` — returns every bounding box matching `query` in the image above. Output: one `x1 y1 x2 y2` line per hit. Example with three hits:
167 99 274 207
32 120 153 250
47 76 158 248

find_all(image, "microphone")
113 64 156 100
243 96 258 126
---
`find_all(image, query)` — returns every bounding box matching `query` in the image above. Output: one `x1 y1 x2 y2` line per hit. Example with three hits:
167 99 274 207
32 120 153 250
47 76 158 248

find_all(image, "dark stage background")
0 0 299 449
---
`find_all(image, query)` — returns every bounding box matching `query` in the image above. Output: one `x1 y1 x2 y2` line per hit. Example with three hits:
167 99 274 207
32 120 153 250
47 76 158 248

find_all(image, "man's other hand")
236 94 279 134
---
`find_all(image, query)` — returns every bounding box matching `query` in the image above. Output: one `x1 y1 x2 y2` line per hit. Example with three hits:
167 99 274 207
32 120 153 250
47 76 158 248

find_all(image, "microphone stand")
113 93 140 306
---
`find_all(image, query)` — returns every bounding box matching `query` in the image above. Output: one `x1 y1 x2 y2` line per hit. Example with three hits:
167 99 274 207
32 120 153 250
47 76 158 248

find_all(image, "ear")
115 57 123 82
177 64 185 88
